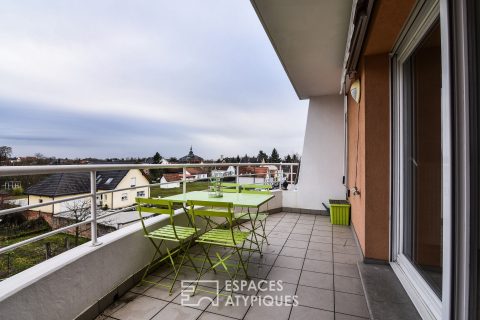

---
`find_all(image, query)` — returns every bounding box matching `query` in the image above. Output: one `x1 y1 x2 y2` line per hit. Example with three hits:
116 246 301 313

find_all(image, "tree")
236 155 240 163
269 148 281 163
0 146 12 162
257 150 268 163
153 152 162 164
292 153 300 163
284 154 292 163
64 199 91 246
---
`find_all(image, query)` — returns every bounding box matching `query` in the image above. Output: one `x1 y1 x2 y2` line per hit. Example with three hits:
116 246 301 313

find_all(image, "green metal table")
163 190 274 208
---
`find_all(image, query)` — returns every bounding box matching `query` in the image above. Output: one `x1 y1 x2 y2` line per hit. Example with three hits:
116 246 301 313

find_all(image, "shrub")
11 187 24 196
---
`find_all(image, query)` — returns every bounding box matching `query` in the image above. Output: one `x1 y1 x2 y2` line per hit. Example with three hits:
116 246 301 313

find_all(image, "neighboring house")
238 166 270 185
25 169 150 214
185 167 208 180
160 173 182 189
211 166 236 178
3 181 21 190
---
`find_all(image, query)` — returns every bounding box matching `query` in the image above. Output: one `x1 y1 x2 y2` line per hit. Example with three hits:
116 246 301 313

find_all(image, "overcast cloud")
0 0 308 159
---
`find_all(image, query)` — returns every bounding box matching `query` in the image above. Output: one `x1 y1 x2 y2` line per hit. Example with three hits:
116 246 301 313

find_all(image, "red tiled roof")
162 173 183 182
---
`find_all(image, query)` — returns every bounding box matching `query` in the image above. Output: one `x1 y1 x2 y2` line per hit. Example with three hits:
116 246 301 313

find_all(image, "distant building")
160 173 182 189
178 146 204 163
211 166 236 178
185 167 208 180
25 169 150 213
238 165 278 185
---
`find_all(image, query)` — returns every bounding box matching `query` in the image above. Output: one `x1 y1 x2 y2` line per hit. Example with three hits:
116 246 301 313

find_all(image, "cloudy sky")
0 0 308 160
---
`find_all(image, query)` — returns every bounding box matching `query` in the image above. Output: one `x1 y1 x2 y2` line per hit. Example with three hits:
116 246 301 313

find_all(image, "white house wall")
284 95 345 210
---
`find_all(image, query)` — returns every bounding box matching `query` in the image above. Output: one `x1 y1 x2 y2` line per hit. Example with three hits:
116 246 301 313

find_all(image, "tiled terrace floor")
97 212 369 320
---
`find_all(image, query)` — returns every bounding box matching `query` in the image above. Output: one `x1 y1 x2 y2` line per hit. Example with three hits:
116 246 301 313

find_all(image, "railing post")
90 171 101 246
290 164 294 185
182 167 187 195
236 165 240 184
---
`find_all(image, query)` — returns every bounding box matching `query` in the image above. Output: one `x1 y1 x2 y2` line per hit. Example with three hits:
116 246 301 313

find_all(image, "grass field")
149 181 210 198
0 232 89 278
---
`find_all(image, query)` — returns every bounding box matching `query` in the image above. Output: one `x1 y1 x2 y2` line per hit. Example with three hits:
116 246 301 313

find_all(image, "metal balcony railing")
0 162 299 257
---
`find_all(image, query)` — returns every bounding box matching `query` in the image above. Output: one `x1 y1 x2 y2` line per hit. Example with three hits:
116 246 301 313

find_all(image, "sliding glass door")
390 0 448 319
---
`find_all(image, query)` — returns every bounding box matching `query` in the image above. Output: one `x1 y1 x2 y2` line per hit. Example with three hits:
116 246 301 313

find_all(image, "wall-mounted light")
350 79 361 104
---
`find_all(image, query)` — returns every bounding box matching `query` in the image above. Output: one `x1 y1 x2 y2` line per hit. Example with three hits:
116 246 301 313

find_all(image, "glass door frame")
390 0 451 319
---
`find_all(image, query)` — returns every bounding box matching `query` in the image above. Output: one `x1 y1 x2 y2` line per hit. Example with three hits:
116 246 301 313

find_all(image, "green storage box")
329 200 351 225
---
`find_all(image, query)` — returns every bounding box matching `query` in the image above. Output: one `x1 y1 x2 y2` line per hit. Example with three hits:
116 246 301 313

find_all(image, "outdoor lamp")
350 79 361 104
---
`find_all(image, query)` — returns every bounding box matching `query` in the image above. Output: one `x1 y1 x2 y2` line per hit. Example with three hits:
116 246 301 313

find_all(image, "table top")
163 191 274 208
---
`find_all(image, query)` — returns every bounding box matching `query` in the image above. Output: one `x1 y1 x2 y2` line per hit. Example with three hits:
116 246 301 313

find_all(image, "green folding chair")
188 200 252 295
221 182 240 193
136 198 199 294
235 187 272 255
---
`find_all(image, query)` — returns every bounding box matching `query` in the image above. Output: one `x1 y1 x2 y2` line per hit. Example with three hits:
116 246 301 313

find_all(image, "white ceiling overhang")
251 0 353 99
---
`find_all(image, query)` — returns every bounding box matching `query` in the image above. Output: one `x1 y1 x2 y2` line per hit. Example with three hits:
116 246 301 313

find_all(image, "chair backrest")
188 200 234 224
241 189 271 195
241 184 272 192
136 198 176 237
221 183 240 193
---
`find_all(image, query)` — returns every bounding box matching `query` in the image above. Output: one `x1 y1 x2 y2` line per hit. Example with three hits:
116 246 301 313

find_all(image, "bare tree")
0 146 12 163
64 199 91 246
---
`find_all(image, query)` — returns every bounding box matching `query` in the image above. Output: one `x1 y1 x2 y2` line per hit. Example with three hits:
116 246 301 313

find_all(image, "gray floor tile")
288 233 310 241
103 292 139 316
206 292 250 319
244 303 292 320
284 239 309 249
257 281 297 300
302 259 333 274
295 285 334 311
197 311 234 320
279 246 307 258
333 244 360 255
305 249 333 262
334 263 360 278
334 275 365 295
261 244 283 255
335 313 370 320
299 271 333 290
110 296 167 320
142 279 183 302
308 242 332 252
335 292 370 318
269 231 290 239
290 306 334 320
151 303 202 320
172 284 218 310
267 266 301 284
310 236 333 244
333 253 362 265
311 230 332 237
274 255 305 270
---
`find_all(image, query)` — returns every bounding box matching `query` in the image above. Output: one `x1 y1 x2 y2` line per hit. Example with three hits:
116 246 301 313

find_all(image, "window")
402 21 443 296
136 191 145 197
105 178 113 185
130 177 136 187
121 193 128 201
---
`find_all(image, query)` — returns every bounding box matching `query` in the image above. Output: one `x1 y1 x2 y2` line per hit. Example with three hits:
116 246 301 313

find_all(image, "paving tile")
142 279 183 302
244 303 292 320
310 235 333 244
312 230 333 237
206 292 250 319
197 312 233 320
295 285 334 311
305 249 333 262
102 292 139 316
247 253 278 266
267 237 287 246
313 225 332 231
267 266 301 284
130 275 159 294
335 292 370 318
335 313 370 320
273 255 304 270
110 295 167 320
291 228 312 235
334 253 362 265
333 244 360 255
261 244 283 255
302 259 333 274
288 233 310 241
284 239 309 249
269 231 290 239
308 242 332 252
279 246 307 258
151 303 202 320
290 306 334 320
299 270 333 290
333 238 357 246
334 263 360 278
334 275 364 295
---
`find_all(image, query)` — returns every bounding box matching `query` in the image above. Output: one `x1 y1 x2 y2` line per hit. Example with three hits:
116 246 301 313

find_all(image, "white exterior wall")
108 170 149 209
283 95 345 210
28 194 91 214
160 177 180 189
